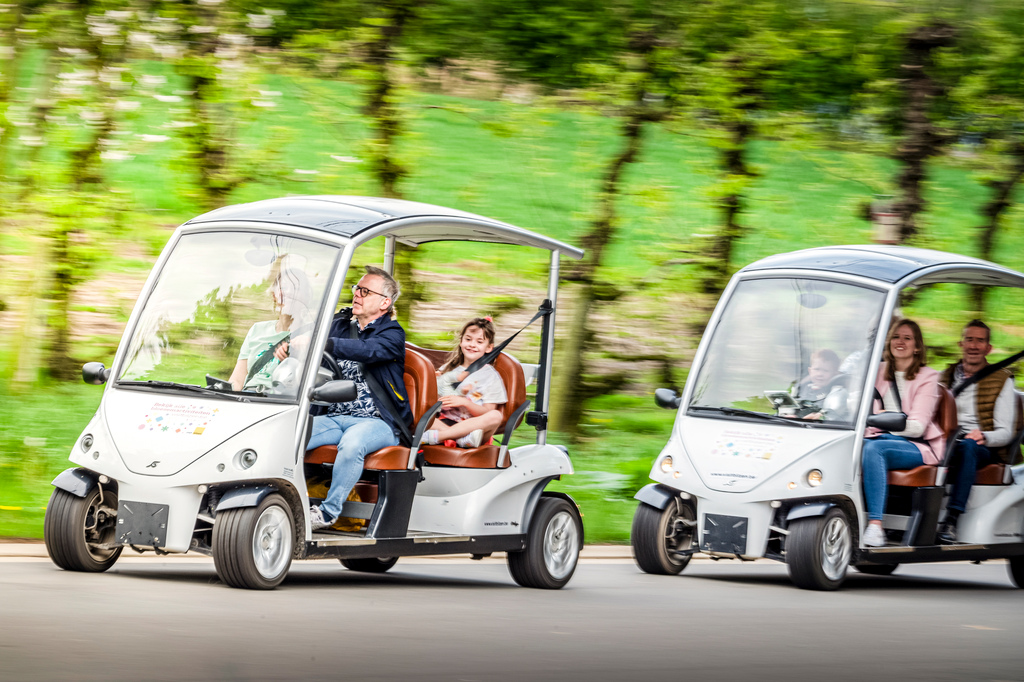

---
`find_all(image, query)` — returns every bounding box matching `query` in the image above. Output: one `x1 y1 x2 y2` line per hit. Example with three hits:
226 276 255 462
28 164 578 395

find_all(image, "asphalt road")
1 554 1022 682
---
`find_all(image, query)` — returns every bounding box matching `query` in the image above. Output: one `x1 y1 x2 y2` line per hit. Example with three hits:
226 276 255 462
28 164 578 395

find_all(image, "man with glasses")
305 265 412 531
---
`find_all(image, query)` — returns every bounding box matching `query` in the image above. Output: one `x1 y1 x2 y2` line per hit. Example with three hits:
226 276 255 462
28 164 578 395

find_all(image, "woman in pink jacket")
862 319 945 547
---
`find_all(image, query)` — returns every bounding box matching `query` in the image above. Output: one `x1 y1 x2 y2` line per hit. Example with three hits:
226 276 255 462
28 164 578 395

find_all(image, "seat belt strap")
951 349 1024 397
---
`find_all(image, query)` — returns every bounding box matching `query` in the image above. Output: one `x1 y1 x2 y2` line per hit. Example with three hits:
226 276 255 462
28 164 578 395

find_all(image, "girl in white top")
423 317 507 448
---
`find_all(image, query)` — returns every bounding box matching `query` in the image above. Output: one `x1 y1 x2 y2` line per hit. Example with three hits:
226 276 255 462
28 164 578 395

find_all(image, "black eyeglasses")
352 284 387 299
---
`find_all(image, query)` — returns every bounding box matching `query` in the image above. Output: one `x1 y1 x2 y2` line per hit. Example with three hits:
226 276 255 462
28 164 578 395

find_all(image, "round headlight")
807 469 823 487
238 449 258 469
660 456 674 474
81 434 94 452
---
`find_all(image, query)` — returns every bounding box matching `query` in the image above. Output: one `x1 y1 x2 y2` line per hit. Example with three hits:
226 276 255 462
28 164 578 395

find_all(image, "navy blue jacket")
324 309 412 440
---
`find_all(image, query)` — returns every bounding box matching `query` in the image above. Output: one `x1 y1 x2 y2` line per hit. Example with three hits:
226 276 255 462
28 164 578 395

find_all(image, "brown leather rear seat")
886 384 957 487
417 349 528 469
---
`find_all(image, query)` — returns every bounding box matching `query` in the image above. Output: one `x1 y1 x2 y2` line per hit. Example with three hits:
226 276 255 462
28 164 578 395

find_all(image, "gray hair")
364 265 400 314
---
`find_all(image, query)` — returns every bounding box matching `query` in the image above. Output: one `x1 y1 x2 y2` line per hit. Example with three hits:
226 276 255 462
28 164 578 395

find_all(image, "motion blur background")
2 0 1024 542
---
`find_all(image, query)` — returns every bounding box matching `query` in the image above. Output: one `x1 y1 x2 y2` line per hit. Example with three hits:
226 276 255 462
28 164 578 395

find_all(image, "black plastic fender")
520 480 585 548
215 485 278 512
51 468 101 498
634 483 678 511
786 501 836 523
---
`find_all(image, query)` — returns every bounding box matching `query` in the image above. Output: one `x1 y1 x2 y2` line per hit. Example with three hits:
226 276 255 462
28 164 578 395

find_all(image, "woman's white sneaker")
863 524 886 547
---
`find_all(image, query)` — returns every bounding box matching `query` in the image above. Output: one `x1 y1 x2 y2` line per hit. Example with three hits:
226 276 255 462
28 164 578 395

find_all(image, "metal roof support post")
536 250 560 446
383 235 396 275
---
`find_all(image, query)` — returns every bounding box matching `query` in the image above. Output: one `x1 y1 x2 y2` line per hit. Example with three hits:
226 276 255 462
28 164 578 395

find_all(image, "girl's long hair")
440 318 496 372
883 318 927 381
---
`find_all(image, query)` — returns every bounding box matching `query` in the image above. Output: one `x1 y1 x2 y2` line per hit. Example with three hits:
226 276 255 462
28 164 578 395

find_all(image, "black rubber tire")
631 500 695 575
786 507 852 591
1009 556 1024 588
213 494 294 590
44 486 122 573
341 557 399 573
507 497 582 589
855 563 899 576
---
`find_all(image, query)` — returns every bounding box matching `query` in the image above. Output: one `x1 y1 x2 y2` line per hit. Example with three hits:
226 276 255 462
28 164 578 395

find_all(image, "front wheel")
631 500 695 575
507 497 582 589
44 485 123 572
213 493 294 589
786 508 852 591
1009 556 1024 588
341 557 398 573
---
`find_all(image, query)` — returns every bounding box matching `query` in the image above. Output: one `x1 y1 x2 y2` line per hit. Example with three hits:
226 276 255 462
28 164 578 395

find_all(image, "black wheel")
44 485 122 572
855 563 899 576
786 507 852 591
507 497 582 589
631 500 695 575
213 494 294 589
341 557 398 573
1009 556 1024 588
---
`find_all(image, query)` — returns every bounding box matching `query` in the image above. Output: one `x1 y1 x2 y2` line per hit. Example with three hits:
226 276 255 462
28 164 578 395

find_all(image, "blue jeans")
307 414 398 521
946 438 994 513
862 434 925 521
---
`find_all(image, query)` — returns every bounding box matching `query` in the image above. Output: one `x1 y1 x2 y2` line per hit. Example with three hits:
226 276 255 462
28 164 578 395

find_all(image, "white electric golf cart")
632 246 1024 590
44 196 585 589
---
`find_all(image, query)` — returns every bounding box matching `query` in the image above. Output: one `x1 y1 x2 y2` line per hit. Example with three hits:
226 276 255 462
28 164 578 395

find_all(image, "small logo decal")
146 461 160 468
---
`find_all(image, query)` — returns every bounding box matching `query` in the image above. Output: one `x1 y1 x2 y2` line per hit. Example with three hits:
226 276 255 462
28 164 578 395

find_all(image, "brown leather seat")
420 351 528 469
887 384 957 487
304 347 437 471
975 463 1009 486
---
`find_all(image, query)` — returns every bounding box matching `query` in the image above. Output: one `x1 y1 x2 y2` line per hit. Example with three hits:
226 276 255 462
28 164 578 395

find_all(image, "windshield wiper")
118 380 249 402
689 405 812 427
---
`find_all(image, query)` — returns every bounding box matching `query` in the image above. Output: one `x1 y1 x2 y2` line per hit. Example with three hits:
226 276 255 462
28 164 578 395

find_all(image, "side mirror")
866 411 907 432
82 362 110 385
311 380 357 404
654 388 682 410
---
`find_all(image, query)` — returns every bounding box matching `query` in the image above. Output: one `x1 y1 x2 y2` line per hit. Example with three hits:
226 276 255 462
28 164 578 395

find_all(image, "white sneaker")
309 505 334 531
456 429 484 448
863 524 886 547
422 429 440 446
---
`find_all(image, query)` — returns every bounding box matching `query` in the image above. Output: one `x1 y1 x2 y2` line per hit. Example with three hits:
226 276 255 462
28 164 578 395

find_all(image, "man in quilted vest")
937 320 1017 543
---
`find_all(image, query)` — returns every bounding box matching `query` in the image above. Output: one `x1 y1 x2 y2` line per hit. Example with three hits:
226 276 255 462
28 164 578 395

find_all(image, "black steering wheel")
321 350 342 380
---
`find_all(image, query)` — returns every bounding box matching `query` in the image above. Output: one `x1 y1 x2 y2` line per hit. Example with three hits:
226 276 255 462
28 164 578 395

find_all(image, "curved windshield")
689 278 886 427
118 231 339 400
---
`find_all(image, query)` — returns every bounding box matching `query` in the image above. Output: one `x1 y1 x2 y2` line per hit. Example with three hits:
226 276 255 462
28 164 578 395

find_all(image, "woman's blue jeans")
307 414 398 521
862 434 924 521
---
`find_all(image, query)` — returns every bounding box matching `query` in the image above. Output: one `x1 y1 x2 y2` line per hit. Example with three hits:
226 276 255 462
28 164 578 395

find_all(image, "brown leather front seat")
975 393 1023 485
420 351 528 468
304 347 437 470
887 384 957 487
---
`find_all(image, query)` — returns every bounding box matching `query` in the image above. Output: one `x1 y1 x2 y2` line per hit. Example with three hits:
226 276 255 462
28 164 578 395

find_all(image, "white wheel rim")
252 506 292 580
543 510 579 581
820 515 851 582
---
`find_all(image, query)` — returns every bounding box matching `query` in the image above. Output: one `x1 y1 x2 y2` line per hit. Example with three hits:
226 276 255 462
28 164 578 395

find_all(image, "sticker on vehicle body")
138 402 220 436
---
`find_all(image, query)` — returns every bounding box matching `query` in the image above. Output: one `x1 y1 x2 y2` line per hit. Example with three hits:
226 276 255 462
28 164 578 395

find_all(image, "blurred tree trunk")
972 139 1024 313
44 217 78 381
697 55 758 298
0 0 26 191
892 23 957 242
359 0 422 323
552 32 661 436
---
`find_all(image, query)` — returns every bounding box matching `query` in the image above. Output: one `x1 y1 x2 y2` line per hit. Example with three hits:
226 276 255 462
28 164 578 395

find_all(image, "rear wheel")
855 563 899 576
507 497 582 589
213 494 294 589
341 557 398 573
631 500 695 575
1009 556 1024 588
44 485 122 572
786 508 852 591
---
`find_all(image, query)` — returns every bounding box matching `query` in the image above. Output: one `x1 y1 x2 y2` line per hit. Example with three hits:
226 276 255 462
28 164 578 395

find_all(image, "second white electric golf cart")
632 246 1024 590
44 196 585 589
